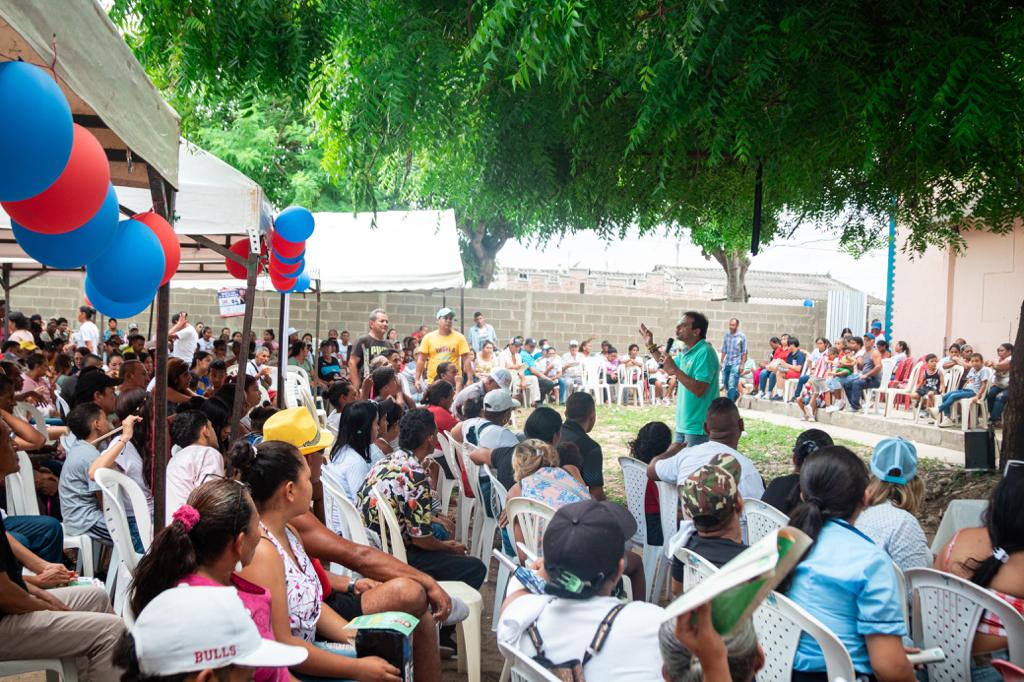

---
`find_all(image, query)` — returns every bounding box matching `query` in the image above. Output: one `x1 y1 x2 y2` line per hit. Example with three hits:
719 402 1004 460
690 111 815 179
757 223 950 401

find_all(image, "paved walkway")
740 406 965 466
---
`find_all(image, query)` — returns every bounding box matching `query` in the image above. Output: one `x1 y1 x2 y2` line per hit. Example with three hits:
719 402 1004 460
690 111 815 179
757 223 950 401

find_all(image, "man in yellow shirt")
415 307 474 392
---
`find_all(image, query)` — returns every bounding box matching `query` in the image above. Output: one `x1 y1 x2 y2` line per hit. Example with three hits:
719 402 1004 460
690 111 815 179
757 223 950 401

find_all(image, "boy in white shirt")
164 410 225 525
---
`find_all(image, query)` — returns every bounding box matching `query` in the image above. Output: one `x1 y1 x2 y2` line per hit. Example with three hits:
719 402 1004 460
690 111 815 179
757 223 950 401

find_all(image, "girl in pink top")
131 478 290 682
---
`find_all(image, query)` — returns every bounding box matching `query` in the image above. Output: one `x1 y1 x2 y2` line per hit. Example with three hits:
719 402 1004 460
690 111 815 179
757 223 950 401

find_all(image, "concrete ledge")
737 396 966 451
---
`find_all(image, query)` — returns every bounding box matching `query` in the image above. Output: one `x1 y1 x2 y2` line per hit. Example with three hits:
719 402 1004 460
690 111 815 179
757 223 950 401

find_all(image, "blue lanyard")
832 518 876 545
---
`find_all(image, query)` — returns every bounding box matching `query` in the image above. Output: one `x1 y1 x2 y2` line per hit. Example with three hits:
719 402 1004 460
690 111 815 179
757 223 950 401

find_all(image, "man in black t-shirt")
670 454 747 595
348 308 390 390
559 392 605 500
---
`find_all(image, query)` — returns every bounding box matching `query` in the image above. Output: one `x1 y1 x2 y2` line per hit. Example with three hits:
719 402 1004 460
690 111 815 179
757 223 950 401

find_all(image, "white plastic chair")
673 546 718 591
435 431 459 519
476 464 508 570
6 450 95 578
782 358 810 402
497 642 560 682
504 497 556 561
459 439 486 556
752 590 857 682
322 476 371 577
616 365 644 406
581 356 610 405
905 567 1024 681
370 485 482 682
743 498 789 546
943 365 965 393
864 358 897 414
14 401 51 444
617 456 661 599
650 480 681 602
0 659 79 681
885 360 926 418
94 468 152 625
951 378 991 431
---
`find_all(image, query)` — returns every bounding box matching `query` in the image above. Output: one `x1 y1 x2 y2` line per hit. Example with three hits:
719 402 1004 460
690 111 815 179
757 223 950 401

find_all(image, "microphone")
665 338 675 355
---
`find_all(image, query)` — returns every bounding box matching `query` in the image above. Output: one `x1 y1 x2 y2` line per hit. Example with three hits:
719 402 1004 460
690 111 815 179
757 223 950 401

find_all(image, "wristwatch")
346 581 356 596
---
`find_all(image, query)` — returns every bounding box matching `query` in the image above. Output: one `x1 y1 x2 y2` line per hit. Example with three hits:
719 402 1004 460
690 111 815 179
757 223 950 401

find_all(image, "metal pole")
230 254 259 441
459 287 465 334
147 299 155 341
277 293 289 408
2 264 10 344
314 280 322 349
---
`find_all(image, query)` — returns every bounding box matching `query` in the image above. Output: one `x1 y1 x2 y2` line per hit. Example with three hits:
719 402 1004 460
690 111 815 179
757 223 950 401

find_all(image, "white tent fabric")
0 1 180 188
172 209 466 292
0 142 272 278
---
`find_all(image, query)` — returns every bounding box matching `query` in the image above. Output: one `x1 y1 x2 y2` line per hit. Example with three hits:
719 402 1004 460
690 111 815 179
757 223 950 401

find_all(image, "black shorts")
916 387 934 397
325 590 363 620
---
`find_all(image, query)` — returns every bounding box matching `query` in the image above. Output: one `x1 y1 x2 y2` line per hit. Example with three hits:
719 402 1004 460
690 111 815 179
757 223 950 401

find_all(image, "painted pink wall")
893 223 1023 359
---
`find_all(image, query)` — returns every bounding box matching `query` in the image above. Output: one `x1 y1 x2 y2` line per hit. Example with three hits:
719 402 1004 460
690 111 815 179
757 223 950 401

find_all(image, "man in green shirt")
640 310 720 456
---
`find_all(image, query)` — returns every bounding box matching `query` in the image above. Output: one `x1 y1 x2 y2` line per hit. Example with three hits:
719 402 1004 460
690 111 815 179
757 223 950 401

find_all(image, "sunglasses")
202 473 251 531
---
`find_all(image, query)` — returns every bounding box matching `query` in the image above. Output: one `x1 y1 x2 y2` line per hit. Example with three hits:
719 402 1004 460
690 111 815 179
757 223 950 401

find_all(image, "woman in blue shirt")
784 446 915 682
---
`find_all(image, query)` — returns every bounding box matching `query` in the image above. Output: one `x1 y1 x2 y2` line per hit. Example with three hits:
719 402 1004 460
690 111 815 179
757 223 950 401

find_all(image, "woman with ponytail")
230 439 401 681
935 473 1024 680
785 446 914 682
130 478 285 681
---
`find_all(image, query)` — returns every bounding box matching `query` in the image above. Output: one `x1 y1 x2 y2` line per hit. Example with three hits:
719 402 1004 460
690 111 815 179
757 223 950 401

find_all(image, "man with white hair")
497 336 541 407
559 339 585 402
349 308 391 390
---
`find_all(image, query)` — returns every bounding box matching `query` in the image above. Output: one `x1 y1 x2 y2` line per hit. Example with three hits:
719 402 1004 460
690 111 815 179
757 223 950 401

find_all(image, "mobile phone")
906 648 946 665
493 550 546 595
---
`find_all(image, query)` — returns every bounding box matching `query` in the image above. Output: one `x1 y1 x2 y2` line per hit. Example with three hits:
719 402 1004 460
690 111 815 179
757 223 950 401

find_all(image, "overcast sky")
497 223 890 298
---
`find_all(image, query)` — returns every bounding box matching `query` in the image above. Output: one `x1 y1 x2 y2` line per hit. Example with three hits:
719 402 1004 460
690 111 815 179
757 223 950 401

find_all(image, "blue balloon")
289 270 311 294
85 276 154 318
803 299 814 307
11 184 120 268
0 62 73 202
272 247 305 266
86 218 165 303
274 206 315 242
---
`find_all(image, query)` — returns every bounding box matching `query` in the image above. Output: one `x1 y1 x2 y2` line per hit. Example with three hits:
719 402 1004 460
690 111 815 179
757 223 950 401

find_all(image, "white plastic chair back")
14 401 50 444
11 451 41 515
673 547 717 591
481 464 508 521
371 484 409 563
94 468 151 625
505 497 556 558
94 468 153 549
656 480 680 545
877 358 897 389
944 364 964 391
437 431 460 483
322 476 370 547
616 365 644 405
905 567 1024 681
752 591 856 682
617 457 651 546
581 356 608 403
743 498 789 546
54 391 71 420
498 642 561 682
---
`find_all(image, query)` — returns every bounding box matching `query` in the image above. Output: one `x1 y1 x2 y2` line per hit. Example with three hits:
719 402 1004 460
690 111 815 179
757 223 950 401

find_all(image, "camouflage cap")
680 463 739 524
707 452 741 481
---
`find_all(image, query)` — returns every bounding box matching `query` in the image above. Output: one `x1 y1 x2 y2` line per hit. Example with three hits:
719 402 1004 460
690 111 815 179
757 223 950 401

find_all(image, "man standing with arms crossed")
640 311 720 457
719 318 747 403
349 308 390 391
467 311 498 353
416 307 474 391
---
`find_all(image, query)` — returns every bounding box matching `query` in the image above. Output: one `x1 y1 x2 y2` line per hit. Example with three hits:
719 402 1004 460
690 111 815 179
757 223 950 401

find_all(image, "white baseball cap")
287 327 298 336
484 388 521 412
132 585 307 676
488 368 513 390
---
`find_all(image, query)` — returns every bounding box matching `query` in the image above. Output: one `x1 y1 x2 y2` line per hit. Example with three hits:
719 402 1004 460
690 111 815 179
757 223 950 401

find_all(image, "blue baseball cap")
870 438 918 485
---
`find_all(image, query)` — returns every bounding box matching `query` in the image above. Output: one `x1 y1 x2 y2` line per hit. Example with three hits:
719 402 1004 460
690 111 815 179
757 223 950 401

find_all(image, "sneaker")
825 402 843 414
928 407 940 422
770 395 783 402
939 416 954 428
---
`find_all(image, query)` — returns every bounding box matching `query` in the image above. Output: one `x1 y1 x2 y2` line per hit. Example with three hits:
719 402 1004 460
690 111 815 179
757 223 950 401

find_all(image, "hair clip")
993 546 1009 564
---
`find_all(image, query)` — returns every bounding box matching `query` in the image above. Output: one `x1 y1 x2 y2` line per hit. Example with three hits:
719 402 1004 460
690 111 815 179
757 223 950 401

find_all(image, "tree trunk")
999 298 1024 468
456 213 513 288
710 247 751 302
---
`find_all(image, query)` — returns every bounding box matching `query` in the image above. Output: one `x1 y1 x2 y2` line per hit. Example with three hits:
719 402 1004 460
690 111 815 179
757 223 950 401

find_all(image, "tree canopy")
111 0 1024 294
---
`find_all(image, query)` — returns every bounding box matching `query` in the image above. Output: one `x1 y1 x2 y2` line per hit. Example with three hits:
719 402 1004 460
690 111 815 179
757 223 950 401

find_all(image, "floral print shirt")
357 449 434 541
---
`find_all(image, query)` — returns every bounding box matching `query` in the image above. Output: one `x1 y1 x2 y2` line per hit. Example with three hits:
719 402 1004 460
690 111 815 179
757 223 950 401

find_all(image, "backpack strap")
581 603 628 666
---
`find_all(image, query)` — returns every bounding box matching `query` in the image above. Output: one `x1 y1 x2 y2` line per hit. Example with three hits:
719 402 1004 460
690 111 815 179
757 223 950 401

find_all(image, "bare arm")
469 447 492 466
347 353 361 390
0 573 50 615
88 416 139 479
461 353 474 388
646 446 682 481
415 353 426 386
865 634 915 682
2 410 45 450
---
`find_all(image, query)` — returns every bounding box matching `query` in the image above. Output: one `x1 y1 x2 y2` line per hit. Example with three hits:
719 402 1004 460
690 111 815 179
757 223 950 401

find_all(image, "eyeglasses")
202 473 251 531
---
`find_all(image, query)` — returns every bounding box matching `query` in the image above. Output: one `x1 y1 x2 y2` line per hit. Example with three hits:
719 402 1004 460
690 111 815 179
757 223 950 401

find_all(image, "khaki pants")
510 372 541 406
0 585 125 681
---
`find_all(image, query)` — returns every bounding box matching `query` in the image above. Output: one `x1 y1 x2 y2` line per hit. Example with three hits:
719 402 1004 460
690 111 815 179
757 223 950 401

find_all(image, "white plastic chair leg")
439 477 455 515
440 581 481 682
492 560 512 632
641 544 661 601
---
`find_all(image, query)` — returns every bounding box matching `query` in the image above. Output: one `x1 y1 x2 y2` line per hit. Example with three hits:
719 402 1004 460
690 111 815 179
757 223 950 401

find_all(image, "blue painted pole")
884 209 896 341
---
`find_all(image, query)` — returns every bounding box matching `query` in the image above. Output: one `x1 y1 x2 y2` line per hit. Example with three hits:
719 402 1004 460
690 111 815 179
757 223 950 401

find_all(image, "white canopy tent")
171 208 465 292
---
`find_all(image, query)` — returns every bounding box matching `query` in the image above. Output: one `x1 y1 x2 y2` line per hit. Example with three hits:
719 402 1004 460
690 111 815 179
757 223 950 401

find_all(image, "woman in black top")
761 429 833 514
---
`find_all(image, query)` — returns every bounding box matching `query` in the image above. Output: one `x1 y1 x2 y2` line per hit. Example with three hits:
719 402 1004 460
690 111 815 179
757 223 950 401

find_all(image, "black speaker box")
964 428 995 470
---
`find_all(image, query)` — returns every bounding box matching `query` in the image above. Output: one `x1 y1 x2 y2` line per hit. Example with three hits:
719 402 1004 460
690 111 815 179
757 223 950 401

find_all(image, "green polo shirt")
674 338 721 436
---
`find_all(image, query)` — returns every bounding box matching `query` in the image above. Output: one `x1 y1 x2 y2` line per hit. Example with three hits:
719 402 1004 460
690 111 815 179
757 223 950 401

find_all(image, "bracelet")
347 581 356 595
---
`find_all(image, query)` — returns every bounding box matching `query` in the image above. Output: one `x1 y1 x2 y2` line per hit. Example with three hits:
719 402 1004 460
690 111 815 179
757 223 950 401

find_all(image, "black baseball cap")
542 500 636 599
72 367 121 407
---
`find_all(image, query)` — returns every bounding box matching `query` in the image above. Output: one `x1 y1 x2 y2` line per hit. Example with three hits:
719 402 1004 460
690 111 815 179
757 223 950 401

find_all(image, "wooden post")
230 253 259 441
314 280 322 348
277 293 289 408
1 264 10 342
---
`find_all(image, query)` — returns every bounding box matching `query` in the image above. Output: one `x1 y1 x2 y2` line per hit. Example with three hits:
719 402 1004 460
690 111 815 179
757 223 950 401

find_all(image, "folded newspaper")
344 611 420 637
663 526 811 635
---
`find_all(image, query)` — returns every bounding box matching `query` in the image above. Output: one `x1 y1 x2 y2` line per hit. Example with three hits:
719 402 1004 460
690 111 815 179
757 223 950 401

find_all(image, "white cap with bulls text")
132 585 307 675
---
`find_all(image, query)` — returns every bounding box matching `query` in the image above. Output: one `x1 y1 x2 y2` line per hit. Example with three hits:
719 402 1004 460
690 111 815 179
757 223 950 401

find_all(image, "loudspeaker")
964 428 995 470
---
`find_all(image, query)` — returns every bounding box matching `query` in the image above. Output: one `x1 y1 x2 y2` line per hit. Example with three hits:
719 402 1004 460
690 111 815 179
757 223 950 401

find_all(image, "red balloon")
271 255 303 278
270 268 297 292
225 238 265 279
2 124 111 234
271 230 305 259
133 211 180 285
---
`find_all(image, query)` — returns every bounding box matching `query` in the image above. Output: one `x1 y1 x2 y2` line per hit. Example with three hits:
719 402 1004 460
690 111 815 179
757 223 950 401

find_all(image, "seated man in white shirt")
645 397 765 501
497 337 541 406
497 500 664 681
246 346 274 387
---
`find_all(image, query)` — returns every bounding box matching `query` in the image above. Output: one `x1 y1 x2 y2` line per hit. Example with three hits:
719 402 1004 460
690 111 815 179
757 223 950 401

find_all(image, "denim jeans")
722 364 741 401
675 432 709 447
759 371 777 394
5 515 63 563
938 388 977 416
792 375 811 400
839 374 880 411
988 385 1008 422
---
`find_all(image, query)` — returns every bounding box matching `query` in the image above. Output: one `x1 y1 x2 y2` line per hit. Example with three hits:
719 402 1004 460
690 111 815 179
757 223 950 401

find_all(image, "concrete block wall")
13 274 825 359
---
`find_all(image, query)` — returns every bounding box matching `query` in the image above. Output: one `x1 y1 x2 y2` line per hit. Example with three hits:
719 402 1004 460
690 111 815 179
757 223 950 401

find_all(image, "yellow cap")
262 407 334 455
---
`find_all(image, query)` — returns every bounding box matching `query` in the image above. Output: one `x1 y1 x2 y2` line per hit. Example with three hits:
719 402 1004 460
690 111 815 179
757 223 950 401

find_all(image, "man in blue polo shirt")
640 311 720 456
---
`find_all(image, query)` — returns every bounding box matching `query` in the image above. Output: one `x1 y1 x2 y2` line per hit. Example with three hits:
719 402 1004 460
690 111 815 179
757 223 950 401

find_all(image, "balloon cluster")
226 206 313 294
0 62 180 318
